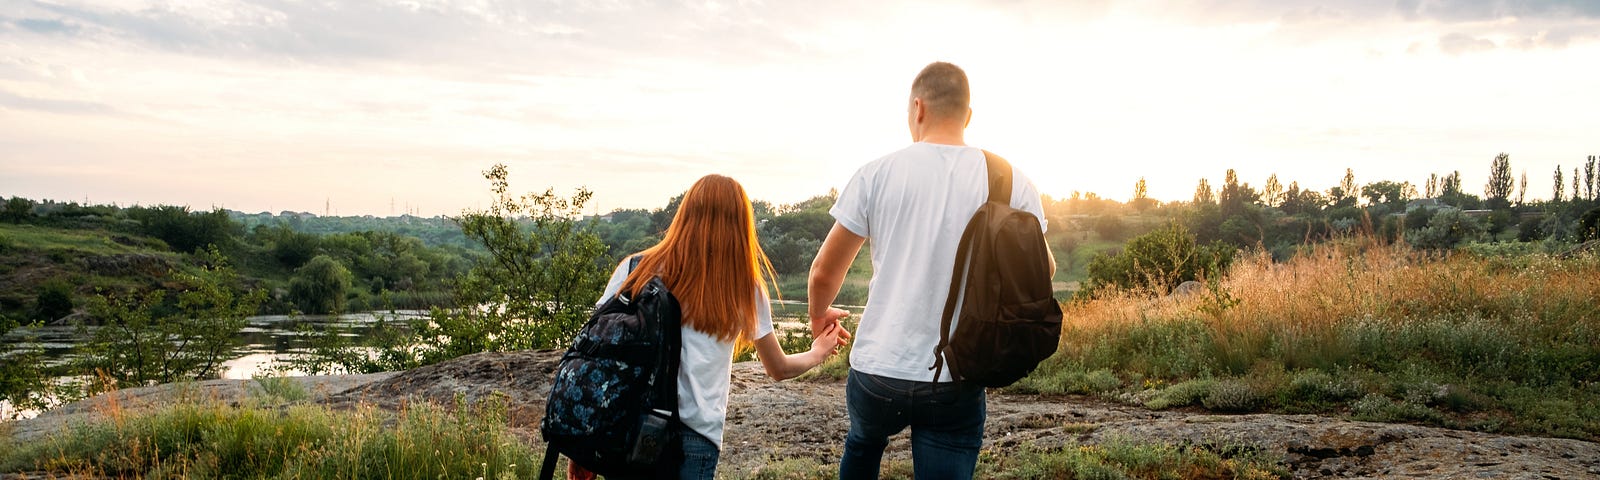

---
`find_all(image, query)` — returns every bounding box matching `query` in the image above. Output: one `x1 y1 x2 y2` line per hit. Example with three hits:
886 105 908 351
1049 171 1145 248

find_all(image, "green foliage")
74 252 266 390
126 205 237 253
0 398 542 480
0 314 51 418
1581 207 1600 241
288 255 352 314
1484 153 1514 210
1080 224 1235 298
33 279 74 321
2 197 34 224
267 226 320 268
291 164 609 372
1406 208 1486 250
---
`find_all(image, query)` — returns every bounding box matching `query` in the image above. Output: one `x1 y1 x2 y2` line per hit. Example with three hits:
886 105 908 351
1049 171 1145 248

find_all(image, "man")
807 61 1049 479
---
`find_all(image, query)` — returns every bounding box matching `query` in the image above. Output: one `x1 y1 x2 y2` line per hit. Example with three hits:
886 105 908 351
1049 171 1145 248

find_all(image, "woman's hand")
812 322 848 355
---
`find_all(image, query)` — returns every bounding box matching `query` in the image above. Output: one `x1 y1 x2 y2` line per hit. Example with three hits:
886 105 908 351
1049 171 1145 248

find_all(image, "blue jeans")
838 369 986 480
677 426 719 480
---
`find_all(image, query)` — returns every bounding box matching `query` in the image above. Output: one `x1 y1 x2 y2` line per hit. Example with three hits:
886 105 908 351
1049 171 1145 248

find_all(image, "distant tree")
1485 153 1513 210
649 193 685 235
1218 169 1258 215
1587 156 1598 201
34 280 73 322
1407 209 1486 250
1339 169 1358 203
126 205 237 253
1193 178 1215 206
1517 170 1528 206
1263 174 1283 207
1425 173 1439 198
1553 166 1565 203
1131 177 1155 213
289 255 352 314
2 197 34 224
1576 167 1583 203
271 228 321 269
1361 181 1412 211
1439 170 1480 208
1582 207 1600 241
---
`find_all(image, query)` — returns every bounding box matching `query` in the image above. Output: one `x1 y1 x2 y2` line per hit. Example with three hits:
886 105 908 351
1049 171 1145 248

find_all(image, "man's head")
908 61 972 142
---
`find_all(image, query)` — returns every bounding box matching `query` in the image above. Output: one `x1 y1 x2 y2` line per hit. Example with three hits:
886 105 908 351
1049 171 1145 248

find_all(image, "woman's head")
622 174 776 343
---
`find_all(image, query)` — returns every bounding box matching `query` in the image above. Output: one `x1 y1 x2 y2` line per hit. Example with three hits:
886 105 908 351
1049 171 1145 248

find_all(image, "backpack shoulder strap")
982 150 1013 205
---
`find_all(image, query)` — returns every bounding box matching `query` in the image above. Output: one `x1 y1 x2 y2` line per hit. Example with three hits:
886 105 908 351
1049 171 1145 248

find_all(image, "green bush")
1144 379 1217 410
1202 379 1263 412
1407 208 1486 250
1080 224 1234 298
33 280 74 321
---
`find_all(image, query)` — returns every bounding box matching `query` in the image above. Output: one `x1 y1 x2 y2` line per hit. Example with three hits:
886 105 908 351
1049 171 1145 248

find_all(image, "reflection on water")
1 302 864 419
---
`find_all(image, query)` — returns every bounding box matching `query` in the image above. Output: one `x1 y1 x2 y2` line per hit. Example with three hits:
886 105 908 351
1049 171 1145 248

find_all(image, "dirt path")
8 350 1599 479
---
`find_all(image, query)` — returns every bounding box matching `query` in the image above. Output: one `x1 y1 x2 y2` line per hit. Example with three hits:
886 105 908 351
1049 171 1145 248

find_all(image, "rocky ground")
6 350 1598 479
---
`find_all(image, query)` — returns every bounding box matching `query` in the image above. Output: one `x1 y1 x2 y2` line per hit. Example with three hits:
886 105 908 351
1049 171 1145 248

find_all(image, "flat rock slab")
6 351 1598 479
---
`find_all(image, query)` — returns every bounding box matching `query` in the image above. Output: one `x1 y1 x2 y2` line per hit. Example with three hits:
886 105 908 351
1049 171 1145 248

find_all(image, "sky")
2 0 1598 217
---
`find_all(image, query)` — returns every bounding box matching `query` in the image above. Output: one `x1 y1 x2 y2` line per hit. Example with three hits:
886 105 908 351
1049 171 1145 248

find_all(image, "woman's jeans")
677 426 719 480
838 369 986 480
605 424 718 480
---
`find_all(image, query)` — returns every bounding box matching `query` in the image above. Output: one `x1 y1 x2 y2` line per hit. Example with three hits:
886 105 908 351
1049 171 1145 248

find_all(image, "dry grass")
1025 238 1600 439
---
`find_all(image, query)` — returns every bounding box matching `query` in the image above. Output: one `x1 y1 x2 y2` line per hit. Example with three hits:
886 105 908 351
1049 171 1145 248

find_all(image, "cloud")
0 88 120 115
1438 32 1498 54
4 0 848 74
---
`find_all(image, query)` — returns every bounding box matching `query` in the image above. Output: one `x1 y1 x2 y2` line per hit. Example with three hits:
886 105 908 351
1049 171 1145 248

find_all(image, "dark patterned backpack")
540 256 683 480
929 151 1064 388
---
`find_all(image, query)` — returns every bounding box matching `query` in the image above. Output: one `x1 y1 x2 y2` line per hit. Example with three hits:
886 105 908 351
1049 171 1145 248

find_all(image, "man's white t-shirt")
830 142 1047 383
595 258 775 450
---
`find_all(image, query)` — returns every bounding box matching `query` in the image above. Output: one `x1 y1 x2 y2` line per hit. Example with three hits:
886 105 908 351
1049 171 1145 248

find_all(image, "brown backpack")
929 151 1064 387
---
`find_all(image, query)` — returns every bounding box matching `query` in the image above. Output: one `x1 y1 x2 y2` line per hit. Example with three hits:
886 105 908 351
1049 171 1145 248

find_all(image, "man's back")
829 142 1046 382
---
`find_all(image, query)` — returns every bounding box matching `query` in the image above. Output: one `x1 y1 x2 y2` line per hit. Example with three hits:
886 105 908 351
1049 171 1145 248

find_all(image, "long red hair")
621 174 777 343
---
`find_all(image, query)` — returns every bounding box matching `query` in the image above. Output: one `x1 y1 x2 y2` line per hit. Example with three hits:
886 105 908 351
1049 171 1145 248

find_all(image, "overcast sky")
2 0 1598 216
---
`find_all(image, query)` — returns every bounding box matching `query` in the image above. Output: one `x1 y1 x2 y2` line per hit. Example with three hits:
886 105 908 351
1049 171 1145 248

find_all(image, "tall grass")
1021 238 1600 440
1 393 543 479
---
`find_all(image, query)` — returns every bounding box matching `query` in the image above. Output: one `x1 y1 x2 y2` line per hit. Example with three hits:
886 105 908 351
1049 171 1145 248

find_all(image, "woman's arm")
755 323 847 381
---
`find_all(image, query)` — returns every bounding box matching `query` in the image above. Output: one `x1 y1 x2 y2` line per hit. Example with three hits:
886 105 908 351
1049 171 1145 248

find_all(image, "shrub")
1202 379 1263 412
33 280 74 322
1407 208 1485 250
1144 379 1216 410
1080 224 1235 297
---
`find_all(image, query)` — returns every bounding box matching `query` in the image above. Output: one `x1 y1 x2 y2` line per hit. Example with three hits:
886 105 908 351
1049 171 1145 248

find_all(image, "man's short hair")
911 62 970 121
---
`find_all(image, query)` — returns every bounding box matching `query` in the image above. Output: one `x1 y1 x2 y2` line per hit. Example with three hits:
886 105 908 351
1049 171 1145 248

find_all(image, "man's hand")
808 222 866 335
810 307 853 342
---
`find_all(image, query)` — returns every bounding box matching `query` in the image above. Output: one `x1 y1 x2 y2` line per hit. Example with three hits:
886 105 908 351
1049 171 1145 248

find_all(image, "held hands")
812 322 850 358
810 307 853 342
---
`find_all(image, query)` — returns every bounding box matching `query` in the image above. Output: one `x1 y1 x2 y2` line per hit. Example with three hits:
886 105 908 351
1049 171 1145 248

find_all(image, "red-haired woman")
570 174 849 480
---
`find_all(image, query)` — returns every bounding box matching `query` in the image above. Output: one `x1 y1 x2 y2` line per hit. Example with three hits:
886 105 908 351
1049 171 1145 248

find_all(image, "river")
0 301 860 419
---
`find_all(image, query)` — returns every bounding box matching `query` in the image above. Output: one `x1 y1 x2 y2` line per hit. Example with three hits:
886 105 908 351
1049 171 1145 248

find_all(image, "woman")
570 174 849 480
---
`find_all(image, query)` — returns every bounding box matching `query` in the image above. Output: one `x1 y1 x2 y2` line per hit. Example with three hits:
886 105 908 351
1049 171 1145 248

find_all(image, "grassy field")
1016 238 1600 441
1 383 545 479
0 223 166 256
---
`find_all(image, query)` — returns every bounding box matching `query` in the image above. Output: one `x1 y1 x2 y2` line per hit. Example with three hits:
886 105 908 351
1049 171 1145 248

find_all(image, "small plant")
1145 379 1217 410
1202 379 1264 412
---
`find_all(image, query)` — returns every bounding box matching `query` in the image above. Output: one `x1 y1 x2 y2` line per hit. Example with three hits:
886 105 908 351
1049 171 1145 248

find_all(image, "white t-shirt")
830 142 1047 383
595 258 775 450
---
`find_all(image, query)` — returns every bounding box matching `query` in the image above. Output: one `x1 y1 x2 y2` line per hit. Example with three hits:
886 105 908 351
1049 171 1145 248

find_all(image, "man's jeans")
838 369 986 480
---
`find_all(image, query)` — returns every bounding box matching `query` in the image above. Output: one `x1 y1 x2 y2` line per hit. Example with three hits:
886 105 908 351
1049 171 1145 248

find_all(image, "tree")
289 255 353 314
1131 177 1155 213
1484 152 1513 210
1517 170 1528 206
126 205 237 253
1193 178 1215 206
1263 174 1283 207
1425 173 1439 199
1587 156 1598 201
1361 181 1412 210
1339 168 1358 203
75 253 265 390
2 197 34 224
1576 167 1583 204
1554 166 1565 203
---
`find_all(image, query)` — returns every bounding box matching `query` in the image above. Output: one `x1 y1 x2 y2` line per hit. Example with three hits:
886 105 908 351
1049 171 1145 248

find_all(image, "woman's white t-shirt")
595 258 774 450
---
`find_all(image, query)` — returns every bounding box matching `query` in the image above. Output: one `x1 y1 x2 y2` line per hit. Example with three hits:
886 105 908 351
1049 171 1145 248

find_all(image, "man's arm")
808 222 866 335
